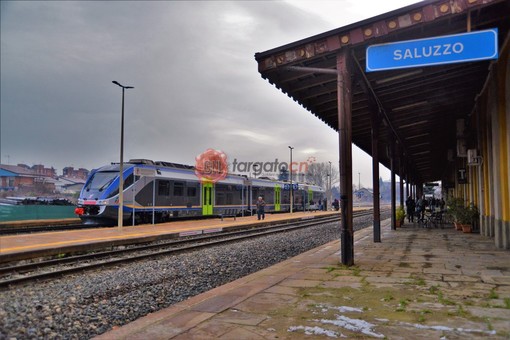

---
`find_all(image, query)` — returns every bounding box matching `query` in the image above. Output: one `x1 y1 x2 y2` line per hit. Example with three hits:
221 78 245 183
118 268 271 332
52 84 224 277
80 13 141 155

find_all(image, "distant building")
31 164 57 178
1 163 89 195
62 167 89 180
354 187 374 203
54 177 86 194
0 164 55 193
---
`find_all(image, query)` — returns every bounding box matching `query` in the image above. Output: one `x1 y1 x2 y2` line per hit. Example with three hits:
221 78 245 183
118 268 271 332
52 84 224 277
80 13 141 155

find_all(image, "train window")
123 174 134 189
158 180 170 196
174 182 184 196
187 187 197 197
84 171 117 191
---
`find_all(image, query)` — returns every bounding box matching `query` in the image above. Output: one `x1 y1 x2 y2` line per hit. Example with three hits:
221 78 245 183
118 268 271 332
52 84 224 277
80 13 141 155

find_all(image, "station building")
255 0 510 261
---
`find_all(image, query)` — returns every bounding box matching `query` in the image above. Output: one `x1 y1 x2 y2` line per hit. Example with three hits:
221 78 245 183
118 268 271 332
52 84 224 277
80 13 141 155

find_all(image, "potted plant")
396 206 405 227
446 197 464 230
456 203 479 233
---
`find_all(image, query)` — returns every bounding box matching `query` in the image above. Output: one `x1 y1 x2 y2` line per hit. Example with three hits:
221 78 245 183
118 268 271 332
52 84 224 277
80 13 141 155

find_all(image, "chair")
220 209 237 221
430 211 444 228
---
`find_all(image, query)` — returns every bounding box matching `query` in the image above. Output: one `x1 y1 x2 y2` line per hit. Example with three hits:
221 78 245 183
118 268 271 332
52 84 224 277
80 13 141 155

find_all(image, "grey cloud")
1 0 386 185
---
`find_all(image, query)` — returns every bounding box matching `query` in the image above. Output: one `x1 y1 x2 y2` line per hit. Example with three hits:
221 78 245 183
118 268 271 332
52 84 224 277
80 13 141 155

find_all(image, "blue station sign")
366 29 498 72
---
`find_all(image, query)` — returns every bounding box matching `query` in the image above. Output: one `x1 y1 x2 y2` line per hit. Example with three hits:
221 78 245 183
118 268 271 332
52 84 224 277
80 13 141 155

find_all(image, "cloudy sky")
1 0 419 187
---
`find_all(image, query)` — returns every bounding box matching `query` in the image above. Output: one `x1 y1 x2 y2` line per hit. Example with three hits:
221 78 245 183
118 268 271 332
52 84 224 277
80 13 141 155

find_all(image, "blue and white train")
75 159 325 225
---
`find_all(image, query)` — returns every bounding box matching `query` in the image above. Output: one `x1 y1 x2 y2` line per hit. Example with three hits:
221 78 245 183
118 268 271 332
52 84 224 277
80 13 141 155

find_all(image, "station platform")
95 220 510 340
0 211 340 263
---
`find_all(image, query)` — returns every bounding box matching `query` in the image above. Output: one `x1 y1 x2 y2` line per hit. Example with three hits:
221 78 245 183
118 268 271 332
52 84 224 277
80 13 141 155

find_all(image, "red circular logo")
194 149 228 183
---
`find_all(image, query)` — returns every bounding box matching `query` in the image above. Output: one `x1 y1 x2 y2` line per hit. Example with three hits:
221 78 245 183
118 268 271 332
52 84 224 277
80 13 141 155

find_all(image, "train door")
308 189 313 210
274 185 281 212
202 182 214 215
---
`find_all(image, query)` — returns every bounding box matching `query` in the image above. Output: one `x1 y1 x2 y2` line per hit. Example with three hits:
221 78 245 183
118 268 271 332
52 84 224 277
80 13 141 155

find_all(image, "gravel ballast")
0 212 387 339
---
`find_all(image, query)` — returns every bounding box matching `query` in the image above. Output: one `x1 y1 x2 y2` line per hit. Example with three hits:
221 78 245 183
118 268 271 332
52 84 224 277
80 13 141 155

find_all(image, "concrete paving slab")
279 278 323 288
320 280 364 289
213 308 268 326
97 220 510 340
172 320 238 339
263 285 299 296
234 292 298 315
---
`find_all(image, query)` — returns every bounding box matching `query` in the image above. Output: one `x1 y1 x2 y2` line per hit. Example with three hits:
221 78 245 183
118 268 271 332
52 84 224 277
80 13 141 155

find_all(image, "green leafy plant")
447 197 479 225
488 289 499 299
396 298 410 312
325 266 336 273
382 294 394 302
429 285 440 294
396 205 406 222
446 196 464 222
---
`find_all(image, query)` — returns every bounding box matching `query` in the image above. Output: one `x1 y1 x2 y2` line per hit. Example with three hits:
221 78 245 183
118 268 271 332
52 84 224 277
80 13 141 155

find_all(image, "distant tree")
331 186 340 200
305 162 338 189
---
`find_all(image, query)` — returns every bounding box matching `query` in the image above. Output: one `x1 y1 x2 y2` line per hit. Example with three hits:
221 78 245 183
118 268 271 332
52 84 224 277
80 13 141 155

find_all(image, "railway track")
0 214 225 235
0 212 330 235
0 209 382 288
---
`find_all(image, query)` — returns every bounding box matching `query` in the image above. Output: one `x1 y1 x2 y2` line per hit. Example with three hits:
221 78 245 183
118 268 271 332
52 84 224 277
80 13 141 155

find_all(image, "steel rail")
0 209 380 288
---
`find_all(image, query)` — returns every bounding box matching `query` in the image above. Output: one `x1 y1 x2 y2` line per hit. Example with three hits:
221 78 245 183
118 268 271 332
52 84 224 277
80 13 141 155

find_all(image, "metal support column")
337 50 354 266
399 154 404 208
406 170 410 200
371 113 381 242
391 141 397 230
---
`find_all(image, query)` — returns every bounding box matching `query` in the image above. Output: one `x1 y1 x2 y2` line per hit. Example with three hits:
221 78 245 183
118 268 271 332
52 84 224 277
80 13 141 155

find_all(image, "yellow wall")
497 46 509 222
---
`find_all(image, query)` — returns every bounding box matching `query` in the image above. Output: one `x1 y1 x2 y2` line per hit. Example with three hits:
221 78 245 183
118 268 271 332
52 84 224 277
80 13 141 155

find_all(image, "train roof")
98 159 325 190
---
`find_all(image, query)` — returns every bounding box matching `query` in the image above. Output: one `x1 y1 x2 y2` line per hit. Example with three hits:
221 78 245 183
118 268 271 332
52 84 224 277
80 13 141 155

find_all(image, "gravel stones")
0 212 385 339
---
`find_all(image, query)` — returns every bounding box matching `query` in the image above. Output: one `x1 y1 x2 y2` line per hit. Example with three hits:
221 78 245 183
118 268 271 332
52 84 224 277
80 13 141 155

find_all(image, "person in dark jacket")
256 196 265 220
405 196 416 222
332 199 340 211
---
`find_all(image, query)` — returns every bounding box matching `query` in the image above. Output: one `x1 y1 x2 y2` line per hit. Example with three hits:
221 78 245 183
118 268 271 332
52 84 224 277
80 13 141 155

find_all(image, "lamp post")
253 164 260 179
112 81 134 228
288 146 294 213
358 172 361 191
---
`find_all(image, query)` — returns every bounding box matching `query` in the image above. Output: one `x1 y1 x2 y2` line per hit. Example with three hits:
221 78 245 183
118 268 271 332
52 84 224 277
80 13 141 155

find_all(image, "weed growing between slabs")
260 264 506 338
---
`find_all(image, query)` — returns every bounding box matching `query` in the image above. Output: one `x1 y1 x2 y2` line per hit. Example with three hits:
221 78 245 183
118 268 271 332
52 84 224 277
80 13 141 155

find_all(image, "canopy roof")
255 0 509 183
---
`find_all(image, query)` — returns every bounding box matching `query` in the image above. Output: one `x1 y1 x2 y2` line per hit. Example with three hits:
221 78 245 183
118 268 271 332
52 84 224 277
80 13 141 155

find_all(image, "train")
75 159 326 225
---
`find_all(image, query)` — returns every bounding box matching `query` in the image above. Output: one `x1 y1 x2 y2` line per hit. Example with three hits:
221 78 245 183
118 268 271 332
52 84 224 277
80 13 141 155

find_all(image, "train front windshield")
84 171 118 192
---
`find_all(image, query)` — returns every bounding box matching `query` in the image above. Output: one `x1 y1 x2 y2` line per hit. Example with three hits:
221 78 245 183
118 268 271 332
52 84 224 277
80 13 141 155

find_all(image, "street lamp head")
288 146 294 150
112 80 134 89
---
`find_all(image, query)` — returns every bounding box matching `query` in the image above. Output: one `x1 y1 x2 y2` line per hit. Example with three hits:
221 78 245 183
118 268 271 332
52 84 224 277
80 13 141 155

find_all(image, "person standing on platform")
333 198 340 211
405 196 416 222
256 196 266 220
416 196 426 220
